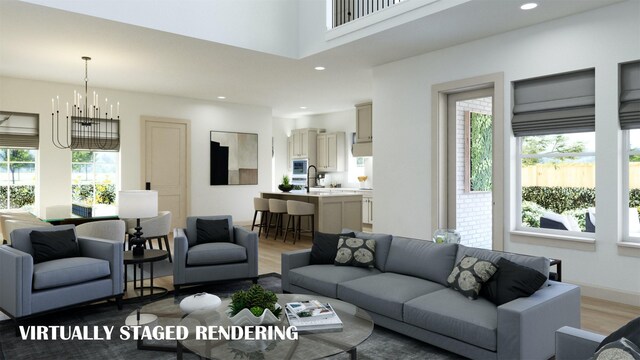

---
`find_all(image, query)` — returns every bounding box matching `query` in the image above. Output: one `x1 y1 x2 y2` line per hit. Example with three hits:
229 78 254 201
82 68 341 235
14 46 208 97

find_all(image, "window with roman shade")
0 111 39 148
512 69 595 137
70 118 119 151
619 60 640 129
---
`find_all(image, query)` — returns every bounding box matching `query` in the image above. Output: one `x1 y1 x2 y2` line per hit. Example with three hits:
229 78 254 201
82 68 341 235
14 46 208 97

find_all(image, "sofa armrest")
497 281 581 360
78 236 123 295
555 326 604 360
0 245 33 317
234 226 258 277
173 228 189 284
281 249 311 292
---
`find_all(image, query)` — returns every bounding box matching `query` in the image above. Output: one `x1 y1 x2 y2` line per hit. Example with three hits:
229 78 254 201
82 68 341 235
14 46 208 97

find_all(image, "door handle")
145 182 151 190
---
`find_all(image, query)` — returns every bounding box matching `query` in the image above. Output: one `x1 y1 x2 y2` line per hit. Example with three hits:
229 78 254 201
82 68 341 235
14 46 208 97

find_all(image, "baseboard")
570 280 640 307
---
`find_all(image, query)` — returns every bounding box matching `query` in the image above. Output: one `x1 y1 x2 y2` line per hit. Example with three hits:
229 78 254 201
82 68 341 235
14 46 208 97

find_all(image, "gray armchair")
555 326 606 360
173 215 258 294
0 225 123 323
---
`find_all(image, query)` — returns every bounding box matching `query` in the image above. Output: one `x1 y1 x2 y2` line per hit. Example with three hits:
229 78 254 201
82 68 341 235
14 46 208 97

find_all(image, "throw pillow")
196 219 231 244
596 317 640 352
30 228 79 264
590 338 640 360
447 255 497 300
480 257 547 306
334 237 376 267
310 231 356 265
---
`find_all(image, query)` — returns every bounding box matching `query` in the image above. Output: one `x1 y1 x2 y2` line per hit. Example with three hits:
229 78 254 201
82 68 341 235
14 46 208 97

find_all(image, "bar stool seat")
285 200 315 244
252 197 270 237
266 199 287 240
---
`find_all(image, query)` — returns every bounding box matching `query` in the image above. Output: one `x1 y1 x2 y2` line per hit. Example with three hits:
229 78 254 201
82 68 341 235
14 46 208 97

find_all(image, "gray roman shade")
512 69 595 137
619 60 640 129
70 118 119 151
0 111 39 148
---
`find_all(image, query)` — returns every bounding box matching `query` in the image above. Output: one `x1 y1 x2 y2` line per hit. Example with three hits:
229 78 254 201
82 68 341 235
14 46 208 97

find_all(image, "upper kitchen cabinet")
355 102 372 142
317 132 345 172
290 128 318 163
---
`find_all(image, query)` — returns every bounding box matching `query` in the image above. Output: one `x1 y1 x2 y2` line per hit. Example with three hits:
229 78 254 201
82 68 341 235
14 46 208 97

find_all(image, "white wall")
272 117 297 189
373 1 640 300
0 76 273 224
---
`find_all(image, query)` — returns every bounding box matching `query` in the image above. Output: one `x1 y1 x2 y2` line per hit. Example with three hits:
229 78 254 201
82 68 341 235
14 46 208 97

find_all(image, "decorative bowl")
180 292 222 314
227 304 282 326
278 184 293 193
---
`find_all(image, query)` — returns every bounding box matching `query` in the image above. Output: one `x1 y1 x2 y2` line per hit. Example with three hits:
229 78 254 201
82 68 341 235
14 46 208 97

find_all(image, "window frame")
623 130 640 243
71 150 119 206
515 135 596 239
0 147 38 210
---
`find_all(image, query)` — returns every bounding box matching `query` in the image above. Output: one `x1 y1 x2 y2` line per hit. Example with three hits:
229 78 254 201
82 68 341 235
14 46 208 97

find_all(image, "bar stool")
252 198 270 237
266 199 287 240
284 200 315 244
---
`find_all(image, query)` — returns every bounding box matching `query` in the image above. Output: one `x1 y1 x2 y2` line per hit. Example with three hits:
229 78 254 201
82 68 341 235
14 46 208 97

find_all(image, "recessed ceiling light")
217 96 226 100
314 66 325 71
300 106 307 110
520 2 538 10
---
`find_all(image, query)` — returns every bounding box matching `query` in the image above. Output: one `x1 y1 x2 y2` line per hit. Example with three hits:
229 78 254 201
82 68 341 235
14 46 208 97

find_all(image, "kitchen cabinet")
291 129 318 163
362 193 373 224
317 132 345 172
356 102 372 143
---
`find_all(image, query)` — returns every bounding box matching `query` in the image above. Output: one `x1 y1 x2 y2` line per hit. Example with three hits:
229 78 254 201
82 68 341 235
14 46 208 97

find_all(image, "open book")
285 301 343 332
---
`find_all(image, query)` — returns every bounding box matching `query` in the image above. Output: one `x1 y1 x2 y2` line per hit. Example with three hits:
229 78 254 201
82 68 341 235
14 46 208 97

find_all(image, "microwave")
292 159 308 176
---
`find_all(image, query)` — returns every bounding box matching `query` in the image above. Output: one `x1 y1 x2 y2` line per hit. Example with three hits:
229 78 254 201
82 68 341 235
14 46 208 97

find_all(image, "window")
71 151 118 205
624 130 640 241
518 133 595 234
0 148 37 209
620 60 640 242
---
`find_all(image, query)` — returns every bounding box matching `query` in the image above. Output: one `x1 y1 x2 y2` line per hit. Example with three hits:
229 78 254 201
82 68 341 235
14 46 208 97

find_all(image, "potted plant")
227 285 282 325
278 175 293 192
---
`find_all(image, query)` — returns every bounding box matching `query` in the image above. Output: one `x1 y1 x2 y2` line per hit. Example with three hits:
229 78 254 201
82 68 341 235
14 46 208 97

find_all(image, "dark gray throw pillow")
196 219 231 244
334 237 376 267
30 228 79 264
480 257 547 306
590 338 640 360
447 255 497 300
596 317 640 352
310 231 356 265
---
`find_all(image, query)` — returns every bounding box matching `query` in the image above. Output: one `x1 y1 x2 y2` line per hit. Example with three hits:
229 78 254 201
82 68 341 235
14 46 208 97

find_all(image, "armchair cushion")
30 228 79 263
187 242 246 266
33 257 110 290
186 216 234 247
196 218 231 244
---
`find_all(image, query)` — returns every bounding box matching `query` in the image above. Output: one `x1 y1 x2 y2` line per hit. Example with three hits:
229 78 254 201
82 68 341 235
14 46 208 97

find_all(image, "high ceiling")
0 0 625 117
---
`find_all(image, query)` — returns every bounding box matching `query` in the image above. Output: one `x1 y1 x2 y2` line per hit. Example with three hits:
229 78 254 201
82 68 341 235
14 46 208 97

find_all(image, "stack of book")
284 300 343 332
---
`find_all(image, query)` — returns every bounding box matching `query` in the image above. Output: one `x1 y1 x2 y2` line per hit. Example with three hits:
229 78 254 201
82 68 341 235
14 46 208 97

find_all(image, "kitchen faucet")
306 165 317 193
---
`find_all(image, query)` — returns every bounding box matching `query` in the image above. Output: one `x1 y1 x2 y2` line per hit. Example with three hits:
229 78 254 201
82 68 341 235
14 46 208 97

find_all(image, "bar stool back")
266 199 287 240
285 200 315 244
252 197 270 237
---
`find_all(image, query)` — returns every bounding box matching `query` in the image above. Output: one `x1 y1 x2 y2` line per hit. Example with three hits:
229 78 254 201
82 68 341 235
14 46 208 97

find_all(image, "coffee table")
127 294 373 359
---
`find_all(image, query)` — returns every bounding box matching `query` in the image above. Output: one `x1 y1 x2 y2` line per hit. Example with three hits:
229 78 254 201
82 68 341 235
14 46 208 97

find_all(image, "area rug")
0 274 463 360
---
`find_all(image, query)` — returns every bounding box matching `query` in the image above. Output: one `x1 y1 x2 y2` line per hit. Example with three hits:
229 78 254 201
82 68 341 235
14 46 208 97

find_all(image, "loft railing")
332 0 405 28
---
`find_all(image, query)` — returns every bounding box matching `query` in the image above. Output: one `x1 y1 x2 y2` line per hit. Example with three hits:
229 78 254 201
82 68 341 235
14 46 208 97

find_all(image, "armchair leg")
163 235 172 262
174 285 180 297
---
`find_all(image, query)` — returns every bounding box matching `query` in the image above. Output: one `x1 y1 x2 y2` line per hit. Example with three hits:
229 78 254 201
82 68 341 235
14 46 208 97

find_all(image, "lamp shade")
118 190 158 219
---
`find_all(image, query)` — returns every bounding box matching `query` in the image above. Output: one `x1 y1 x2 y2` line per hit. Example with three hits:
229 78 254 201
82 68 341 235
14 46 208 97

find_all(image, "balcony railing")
332 0 405 28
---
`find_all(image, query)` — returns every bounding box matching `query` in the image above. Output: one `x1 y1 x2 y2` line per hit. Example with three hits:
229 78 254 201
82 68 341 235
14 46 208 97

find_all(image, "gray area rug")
0 274 464 360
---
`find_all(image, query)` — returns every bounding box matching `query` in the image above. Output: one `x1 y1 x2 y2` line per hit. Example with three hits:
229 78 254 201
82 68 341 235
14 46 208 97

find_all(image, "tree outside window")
0 148 37 209
72 151 117 205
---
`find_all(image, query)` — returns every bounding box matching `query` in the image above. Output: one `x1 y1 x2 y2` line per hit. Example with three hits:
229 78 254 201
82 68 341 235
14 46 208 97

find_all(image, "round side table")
124 249 168 299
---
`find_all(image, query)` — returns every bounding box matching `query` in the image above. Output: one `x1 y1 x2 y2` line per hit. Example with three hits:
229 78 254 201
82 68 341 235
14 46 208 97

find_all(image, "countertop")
261 190 364 197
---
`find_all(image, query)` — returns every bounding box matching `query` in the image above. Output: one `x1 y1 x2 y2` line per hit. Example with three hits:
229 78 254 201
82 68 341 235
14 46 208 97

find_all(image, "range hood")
352 142 372 157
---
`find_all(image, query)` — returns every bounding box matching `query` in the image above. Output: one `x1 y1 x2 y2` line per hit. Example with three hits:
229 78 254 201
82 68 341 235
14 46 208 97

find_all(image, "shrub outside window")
71 151 117 205
517 132 595 234
0 148 37 209
625 129 640 242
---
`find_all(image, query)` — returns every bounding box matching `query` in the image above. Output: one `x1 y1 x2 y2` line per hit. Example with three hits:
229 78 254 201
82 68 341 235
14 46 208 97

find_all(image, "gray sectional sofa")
281 230 581 360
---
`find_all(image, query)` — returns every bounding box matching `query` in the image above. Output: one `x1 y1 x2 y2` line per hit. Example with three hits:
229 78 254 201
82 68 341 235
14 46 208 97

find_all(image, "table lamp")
118 190 158 256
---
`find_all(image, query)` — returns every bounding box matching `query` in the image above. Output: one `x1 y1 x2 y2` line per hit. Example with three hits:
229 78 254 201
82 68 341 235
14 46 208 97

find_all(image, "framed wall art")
210 131 258 185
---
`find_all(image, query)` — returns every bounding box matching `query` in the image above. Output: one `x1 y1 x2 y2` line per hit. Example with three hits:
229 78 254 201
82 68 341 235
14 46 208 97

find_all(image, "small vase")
432 229 461 244
278 184 293 192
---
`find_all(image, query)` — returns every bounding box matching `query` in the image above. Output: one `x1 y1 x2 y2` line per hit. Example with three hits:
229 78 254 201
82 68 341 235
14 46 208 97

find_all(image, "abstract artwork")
210 131 258 185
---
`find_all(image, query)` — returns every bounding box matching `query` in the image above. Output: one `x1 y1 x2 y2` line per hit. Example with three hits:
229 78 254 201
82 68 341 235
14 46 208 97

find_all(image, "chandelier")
51 56 120 150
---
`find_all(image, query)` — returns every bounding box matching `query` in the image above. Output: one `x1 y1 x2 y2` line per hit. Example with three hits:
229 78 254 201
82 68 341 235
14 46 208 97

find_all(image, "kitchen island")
261 190 362 233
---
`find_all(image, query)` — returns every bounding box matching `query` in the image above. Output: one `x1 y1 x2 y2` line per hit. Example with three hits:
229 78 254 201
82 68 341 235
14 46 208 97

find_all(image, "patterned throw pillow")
334 237 376 267
590 338 640 360
447 255 497 300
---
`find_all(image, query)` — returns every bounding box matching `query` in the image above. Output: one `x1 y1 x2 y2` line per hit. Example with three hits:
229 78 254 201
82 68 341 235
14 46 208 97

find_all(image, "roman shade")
619 60 640 129
0 111 39 148
512 69 595 137
70 118 119 150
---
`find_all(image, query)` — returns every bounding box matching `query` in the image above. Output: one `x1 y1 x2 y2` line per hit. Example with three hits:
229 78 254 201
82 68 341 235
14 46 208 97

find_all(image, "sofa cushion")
334 237 376 267
456 245 549 280
597 317 640 351
481 257 548 305
404 288 498 351
310 232 355 265
187 242 246 266
33 257 110 290
591 338 640 360
196 218 231 244
346 230 393 271
384 237 458 286
288 265 380 298
30 228 79 264
337 272 445 321
447 255 497 300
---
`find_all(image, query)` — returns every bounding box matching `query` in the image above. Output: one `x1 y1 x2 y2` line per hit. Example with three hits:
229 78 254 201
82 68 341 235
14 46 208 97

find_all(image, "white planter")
227 304 281 326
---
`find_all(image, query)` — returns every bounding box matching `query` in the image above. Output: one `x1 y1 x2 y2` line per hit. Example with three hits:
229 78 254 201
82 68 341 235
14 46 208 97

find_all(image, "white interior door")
141 117 189 228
